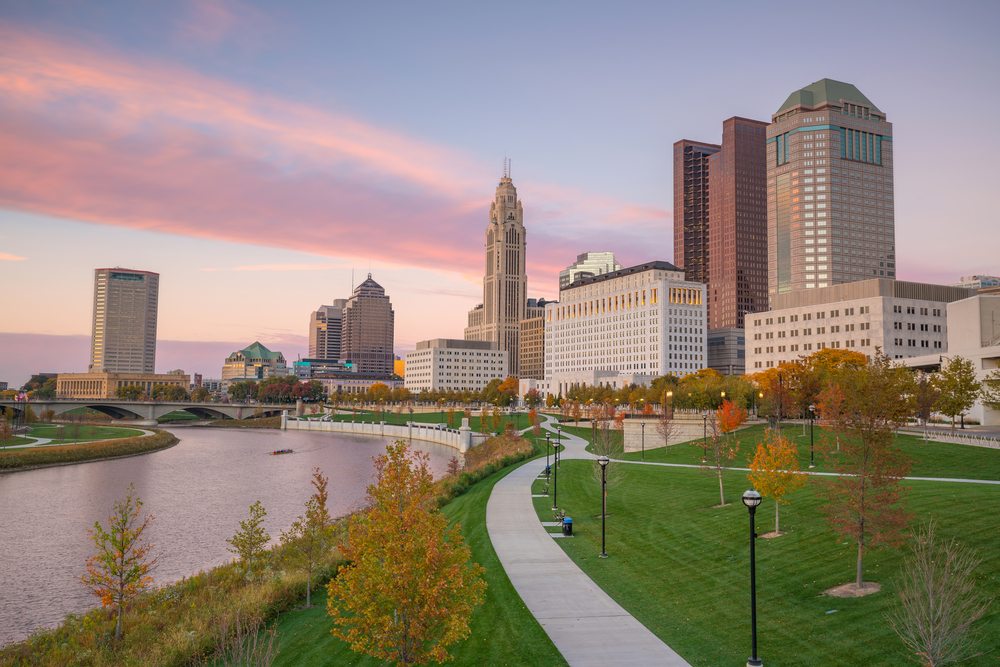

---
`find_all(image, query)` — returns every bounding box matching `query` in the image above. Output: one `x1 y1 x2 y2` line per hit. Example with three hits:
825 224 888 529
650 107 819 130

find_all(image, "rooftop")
565 261 684 290
777 78 881 114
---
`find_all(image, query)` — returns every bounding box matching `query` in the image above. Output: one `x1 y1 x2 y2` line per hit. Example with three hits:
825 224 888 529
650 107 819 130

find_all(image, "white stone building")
542 261 707 398
746 279 973 370
405 339 509 393
903 294 1000 425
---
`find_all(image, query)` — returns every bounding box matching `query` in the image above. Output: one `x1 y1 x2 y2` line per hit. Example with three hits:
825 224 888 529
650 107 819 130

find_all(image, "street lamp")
742 489 763 667
757 392 763 420
808 404 816 468
666 390 673 418
641 421 645 461
545 432 551 480
598 455 610 558
551 434 559 512
556 424 562 469
702 411 708 462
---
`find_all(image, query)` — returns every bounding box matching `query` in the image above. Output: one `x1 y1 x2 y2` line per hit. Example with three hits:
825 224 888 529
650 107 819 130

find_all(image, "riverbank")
0 430 178 473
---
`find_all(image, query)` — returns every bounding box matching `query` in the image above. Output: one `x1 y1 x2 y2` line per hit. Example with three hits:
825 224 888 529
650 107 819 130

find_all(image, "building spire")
503 155 507 178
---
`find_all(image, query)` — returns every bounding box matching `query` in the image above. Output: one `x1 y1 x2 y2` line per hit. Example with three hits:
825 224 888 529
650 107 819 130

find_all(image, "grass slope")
535 459 1000 666
271 461 568 667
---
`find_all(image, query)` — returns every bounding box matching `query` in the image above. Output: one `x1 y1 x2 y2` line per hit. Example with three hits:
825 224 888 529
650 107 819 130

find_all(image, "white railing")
918 431 1000 449
280 417 487 453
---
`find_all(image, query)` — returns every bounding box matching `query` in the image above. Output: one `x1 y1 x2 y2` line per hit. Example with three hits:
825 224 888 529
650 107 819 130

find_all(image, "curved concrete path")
486 417 690 667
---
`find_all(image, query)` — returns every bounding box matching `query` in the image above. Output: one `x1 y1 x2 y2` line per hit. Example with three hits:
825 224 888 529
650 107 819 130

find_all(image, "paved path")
486 417 690 667
5 428 155 449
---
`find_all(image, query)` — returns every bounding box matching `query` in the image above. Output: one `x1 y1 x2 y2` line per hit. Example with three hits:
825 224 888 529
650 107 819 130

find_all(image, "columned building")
767 79 895 304
465 164 528 376
342 274 395 374
90 268 159 374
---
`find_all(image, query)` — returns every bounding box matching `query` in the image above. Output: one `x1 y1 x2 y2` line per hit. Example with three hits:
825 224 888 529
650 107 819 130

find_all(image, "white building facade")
543 261 707 397
746 279 973 370
405 339 509 393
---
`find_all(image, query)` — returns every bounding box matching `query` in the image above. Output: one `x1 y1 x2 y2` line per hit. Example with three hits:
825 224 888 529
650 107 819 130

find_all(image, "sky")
1 0 998 387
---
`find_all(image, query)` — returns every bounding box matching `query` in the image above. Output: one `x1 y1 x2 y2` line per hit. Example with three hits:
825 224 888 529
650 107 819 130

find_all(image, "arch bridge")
0 399 287 424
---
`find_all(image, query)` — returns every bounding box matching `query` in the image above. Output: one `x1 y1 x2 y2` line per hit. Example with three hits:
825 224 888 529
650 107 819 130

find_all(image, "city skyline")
1 1 999 386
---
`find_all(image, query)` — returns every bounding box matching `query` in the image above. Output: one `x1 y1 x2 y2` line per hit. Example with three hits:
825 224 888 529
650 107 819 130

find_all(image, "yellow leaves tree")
701 400 745 506
81 483 158 641
328 441 486 666
748 432 806 535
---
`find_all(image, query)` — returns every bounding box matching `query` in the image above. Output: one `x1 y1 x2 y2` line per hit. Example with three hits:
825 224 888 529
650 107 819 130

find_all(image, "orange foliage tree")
701 400 745 506
748 431 806 535
327 441 486 665
81 482 158 641
529 408 541 437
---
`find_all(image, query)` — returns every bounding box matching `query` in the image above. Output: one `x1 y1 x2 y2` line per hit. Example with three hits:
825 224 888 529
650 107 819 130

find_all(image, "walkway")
486 417 690 667
5 428 155 449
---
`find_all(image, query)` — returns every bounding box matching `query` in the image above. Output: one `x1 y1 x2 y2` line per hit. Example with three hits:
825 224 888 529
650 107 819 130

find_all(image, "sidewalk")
485 419 690 667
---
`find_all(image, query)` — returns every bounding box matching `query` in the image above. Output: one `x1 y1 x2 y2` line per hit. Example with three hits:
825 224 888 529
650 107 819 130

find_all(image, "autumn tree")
524 388 540 408
227 500 271 576
116 385 142 400
935 356 980 435
571 400 582 428
817 350 914 589
446 407 455 428
191 387 211 402
491 407 502 432
81 483 158 641
655 403 678 448
913 373 941 427
885 520 993 667
498 377 519 407
529 409 541 437
701 404 742 507
328 441 487 666
311 467 332 544
748 431 806 535
981 368 1000 412
281 496 331 607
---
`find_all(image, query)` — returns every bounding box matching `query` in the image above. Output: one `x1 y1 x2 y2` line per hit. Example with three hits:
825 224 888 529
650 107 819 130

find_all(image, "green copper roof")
777 79 881 114
237 341 282 360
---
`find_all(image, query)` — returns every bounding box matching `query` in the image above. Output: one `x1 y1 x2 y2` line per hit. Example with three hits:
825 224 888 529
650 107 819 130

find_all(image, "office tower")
342 274 395 374
767 79 895 304
559 252 622 291
465 162 528 376
89 268 159 374
404 340 508 393
222 341 287 383
308 300 346 360
673 140 719 286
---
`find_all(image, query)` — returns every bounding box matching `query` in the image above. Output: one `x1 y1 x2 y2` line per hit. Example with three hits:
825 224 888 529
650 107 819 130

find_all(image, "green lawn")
21 424 146 445
533 459 1000 666
270 460 568 667
156 410 201 423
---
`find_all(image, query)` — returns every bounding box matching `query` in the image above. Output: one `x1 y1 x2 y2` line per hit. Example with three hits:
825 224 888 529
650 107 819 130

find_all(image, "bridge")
0 398 290 424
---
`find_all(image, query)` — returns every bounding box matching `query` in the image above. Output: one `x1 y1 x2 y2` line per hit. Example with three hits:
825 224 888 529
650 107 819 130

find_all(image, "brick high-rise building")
465 162 528 376
89 268 159 374
342 275 395 374
673 140 719 286
767 79 895 303
308 299 346 360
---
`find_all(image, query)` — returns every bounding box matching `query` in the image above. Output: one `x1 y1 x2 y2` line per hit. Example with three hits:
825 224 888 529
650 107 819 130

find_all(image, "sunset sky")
1 0 998 386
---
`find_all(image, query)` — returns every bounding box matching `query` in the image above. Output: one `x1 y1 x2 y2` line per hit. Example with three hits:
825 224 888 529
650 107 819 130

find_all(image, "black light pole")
556 425 562 469
551 436 559 511
598 455 609 558
808 404 816 468
742 489 763 667
702 411 708 462
641 421 645 461
546 433 551 480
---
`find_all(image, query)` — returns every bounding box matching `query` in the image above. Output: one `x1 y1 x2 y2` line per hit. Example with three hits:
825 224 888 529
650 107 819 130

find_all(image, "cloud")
201 263 349 272
0 22 670 291
0 252 26 261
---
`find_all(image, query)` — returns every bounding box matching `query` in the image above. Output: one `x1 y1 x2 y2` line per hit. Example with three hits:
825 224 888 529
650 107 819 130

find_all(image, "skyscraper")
89 268 159 374
559 252 622 291
308 299 346 360
465 164 527 376
767 79 895 303
341 274 395 374
673 140 719 286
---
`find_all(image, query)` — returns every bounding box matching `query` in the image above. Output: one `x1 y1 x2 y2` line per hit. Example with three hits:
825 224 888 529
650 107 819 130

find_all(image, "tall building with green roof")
767 79 895 304
221 341 288 386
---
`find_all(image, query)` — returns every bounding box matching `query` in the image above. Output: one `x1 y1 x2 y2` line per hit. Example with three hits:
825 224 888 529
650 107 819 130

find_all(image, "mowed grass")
536 459 1000 667
23 423 146 445
270 461 568 667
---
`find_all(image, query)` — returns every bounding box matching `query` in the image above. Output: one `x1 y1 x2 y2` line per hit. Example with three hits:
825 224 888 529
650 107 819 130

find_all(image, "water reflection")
0 426 455 643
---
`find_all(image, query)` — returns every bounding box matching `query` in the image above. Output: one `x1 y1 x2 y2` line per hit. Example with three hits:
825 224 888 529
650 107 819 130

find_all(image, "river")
0 425 457 644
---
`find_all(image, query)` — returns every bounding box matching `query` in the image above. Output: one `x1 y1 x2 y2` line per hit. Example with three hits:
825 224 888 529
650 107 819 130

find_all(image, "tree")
885 520 993 667
327 441 487 666
982 368 1000 411
748 431 806 534
529 409 541 437
590 404 626 490
524 388 540 408
491 407 502 432
913 373 941 427
191 387 211 402
116 385 142 400
935 356 980 435
165 384 188 401
701 409 740 507
81 483 158 641
367 382 391 403
498 377 519 402
655 404 678 448
817 350 914 589
227 500 271 576
281 496 331 607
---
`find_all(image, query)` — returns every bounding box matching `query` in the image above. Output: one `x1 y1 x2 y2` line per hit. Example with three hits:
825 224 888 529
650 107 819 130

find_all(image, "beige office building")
308 300 346 360
341 274 395 374
746 279 973 370
57 371 189 400
405 339 508 393
222 342 288 384
767 79 895 305
90 268 159 374
465 164 529 376
519 316 545 380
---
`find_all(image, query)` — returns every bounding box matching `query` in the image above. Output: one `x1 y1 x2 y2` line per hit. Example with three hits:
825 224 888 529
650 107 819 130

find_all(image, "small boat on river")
270 449 294 455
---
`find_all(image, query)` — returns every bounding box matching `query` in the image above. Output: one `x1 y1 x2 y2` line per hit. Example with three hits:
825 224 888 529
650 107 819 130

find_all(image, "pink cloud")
0 252 26 261
0 22 671 294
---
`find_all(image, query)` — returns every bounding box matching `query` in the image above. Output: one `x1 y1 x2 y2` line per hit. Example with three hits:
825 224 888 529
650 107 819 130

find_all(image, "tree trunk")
718 471 725 506
306 571 311 607
856 541 864 587
775 501 780 534
116 603 123 641
951 415 956 436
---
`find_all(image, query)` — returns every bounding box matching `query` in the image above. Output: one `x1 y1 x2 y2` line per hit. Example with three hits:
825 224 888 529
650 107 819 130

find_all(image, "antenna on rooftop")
503 155 507 178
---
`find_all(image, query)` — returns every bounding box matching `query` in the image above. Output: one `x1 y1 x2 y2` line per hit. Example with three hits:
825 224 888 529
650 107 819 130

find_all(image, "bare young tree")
655 407 678 448
885 520 993 667
590 404 627 492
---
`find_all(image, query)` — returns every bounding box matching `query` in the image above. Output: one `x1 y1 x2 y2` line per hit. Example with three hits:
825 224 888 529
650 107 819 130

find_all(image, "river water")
0 426 456 644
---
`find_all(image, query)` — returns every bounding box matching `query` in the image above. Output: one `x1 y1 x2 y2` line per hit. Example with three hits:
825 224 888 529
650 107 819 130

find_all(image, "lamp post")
641 421 645 460
808 404 816 468
721 390 726 408
556 424 562 469
546 433 551 480
666 390 673 418
757 392 763 420
551 434 559 512
702 411 708 462
742 489 763 667
598 455 609 558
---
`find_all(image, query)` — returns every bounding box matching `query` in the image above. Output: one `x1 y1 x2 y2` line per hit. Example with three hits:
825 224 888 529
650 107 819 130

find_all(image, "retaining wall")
280 416 488 453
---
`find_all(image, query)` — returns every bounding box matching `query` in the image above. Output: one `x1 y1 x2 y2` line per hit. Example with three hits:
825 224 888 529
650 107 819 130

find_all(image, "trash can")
562 517 573 536
545 465 551 478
